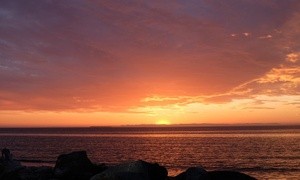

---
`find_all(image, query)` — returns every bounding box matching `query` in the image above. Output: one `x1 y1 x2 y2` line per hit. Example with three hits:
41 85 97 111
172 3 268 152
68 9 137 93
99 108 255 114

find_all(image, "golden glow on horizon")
155 119 171 125
0 95 299 127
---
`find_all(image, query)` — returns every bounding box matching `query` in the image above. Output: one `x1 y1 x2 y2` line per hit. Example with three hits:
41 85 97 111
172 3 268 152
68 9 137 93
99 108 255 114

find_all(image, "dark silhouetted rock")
91 171 148 180
173 168 256 180
0 159 23 172
91 160 168 180
207 171 257 180
0 159 23 180
1 158 54 180
18 166 53 180
0 164 5 174
1 150 257 180
175 167 207 180
53 151 106 180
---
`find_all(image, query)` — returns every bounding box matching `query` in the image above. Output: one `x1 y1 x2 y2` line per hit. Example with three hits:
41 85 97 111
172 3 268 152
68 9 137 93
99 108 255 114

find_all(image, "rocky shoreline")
1 151 256 180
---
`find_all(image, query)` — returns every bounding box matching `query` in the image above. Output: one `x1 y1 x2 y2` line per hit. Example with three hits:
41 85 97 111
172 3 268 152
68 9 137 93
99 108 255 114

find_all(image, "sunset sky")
0 0 299 127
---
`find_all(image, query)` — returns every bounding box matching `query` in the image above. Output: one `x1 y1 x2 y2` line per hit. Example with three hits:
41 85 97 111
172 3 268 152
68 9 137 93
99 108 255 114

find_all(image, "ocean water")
0 126 299 179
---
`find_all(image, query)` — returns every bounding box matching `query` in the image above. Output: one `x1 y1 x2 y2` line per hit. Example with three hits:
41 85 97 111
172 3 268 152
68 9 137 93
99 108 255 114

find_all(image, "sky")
0 0 299 127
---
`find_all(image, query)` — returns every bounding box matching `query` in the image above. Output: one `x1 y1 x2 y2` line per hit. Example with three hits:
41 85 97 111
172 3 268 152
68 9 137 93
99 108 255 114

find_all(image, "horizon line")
1 122 300 128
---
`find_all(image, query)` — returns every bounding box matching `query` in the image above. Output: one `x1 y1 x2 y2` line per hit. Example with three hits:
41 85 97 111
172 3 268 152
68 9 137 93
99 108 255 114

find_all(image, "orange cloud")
286 53 300 63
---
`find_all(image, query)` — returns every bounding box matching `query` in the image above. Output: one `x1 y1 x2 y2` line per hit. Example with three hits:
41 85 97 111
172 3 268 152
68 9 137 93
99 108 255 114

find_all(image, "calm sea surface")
0 126 299 179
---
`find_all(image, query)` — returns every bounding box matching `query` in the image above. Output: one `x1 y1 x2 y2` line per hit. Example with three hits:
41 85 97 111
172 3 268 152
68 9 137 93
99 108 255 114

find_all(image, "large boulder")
207 171 256 180
17 166 53 180
91 160 168 180
174 168 256 180
53 151 106 180
0 159 24 180
174 167 207 180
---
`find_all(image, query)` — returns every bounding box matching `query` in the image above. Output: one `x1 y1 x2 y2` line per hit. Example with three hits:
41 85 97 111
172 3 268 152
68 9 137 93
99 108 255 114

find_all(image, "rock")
0 163 5 174
1 158 53 180
91 171 148 180
207 171 257 180
91 160 168 180
53 151 106 180
0 159 23 172
173 168 256 180
174 167 207 180
1 150 256 180
0 171 22 180
18 166 53 180
0 159 24 180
